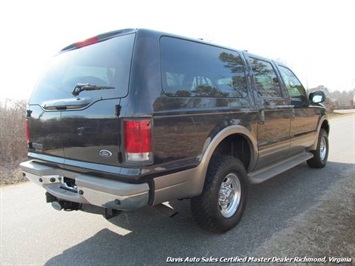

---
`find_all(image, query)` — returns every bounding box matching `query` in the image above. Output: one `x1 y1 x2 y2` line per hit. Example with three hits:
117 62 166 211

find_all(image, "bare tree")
0 99 28 164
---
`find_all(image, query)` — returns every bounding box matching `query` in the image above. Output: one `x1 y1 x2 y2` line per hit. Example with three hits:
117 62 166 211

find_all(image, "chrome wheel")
320 136 327 161
191 156 247 232
218 173 241 218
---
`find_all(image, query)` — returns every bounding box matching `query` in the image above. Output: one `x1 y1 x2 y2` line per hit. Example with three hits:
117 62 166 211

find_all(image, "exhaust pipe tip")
51 200 80 211
51 201 63 211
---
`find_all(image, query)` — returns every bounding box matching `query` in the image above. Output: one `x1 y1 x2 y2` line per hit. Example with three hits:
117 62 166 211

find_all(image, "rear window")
160 37 247 98
30 33 135 104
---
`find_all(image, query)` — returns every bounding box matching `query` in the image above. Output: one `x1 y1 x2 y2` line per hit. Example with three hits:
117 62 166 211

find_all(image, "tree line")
309 85 354 110
0 99 28 164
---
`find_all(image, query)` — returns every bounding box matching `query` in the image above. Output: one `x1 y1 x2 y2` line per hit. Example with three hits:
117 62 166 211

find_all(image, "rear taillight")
124 119 152 162
25 119 30 143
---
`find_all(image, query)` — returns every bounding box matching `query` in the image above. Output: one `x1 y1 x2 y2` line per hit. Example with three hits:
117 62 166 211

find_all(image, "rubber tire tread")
307 129 329 168
190 156 247 233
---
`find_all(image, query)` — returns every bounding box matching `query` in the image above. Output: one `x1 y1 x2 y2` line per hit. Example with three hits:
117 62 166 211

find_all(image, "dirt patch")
255 167 355 264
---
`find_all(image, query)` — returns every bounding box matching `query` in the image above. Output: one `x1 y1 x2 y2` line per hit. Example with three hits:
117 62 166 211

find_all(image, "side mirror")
309 91 326 104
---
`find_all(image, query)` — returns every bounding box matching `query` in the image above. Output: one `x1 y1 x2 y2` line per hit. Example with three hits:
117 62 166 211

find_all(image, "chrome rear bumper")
20 160 149 211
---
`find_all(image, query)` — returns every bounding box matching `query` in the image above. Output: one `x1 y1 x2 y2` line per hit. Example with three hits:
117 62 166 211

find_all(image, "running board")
248 152 314 184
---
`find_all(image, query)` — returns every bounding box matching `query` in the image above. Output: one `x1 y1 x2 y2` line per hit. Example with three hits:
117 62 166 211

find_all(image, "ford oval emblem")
99 149 113 158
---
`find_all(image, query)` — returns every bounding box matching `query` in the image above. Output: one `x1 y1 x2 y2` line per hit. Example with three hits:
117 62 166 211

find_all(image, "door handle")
275 105 294 109
42 97 92 110
291 108 296 120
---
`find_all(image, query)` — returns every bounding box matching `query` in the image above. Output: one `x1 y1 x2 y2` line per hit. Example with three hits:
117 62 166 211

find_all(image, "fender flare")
152 125 258 204
310 115 329 150
193 125 258 193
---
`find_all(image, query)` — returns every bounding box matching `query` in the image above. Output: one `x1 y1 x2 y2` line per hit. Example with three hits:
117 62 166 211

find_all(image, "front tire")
307 129 329 168
190 156 247 233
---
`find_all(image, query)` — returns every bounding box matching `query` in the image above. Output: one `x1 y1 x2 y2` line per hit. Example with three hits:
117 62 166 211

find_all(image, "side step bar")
248 152 314 184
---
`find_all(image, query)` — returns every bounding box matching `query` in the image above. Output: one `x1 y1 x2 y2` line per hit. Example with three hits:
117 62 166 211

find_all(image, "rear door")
247 56 292 169
28 33 135 169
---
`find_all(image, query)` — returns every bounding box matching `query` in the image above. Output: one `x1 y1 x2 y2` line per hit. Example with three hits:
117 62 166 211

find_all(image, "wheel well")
213 134 251 170
321 120 330 134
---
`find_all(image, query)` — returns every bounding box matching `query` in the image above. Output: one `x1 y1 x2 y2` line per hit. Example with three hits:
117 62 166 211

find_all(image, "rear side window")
160 37 247 98
249 58 282 98
30 33 135 104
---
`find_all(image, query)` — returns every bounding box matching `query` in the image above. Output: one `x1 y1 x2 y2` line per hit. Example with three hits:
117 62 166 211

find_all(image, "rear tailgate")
27 106 64 162
27 31 135 171
61 99 121 166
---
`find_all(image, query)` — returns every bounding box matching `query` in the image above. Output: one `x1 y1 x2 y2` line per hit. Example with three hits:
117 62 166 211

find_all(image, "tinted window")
249 58 282 98
278 66 308 106
160 37 247 98
30 33 135 104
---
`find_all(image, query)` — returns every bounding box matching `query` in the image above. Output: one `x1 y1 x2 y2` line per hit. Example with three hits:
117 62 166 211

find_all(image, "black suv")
21 28 329 233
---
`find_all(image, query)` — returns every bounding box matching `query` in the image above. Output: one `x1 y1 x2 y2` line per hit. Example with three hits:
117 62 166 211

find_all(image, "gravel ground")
254 165 355 265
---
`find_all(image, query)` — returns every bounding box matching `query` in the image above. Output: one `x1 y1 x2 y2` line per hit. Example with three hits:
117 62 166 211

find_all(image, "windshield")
30 33 135 104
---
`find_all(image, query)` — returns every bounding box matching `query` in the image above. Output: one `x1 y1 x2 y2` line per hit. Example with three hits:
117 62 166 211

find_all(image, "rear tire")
307 129 329 168
190 156 247 233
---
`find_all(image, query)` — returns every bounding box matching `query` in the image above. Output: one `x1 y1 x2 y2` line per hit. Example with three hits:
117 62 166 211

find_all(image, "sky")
0 0 354 100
